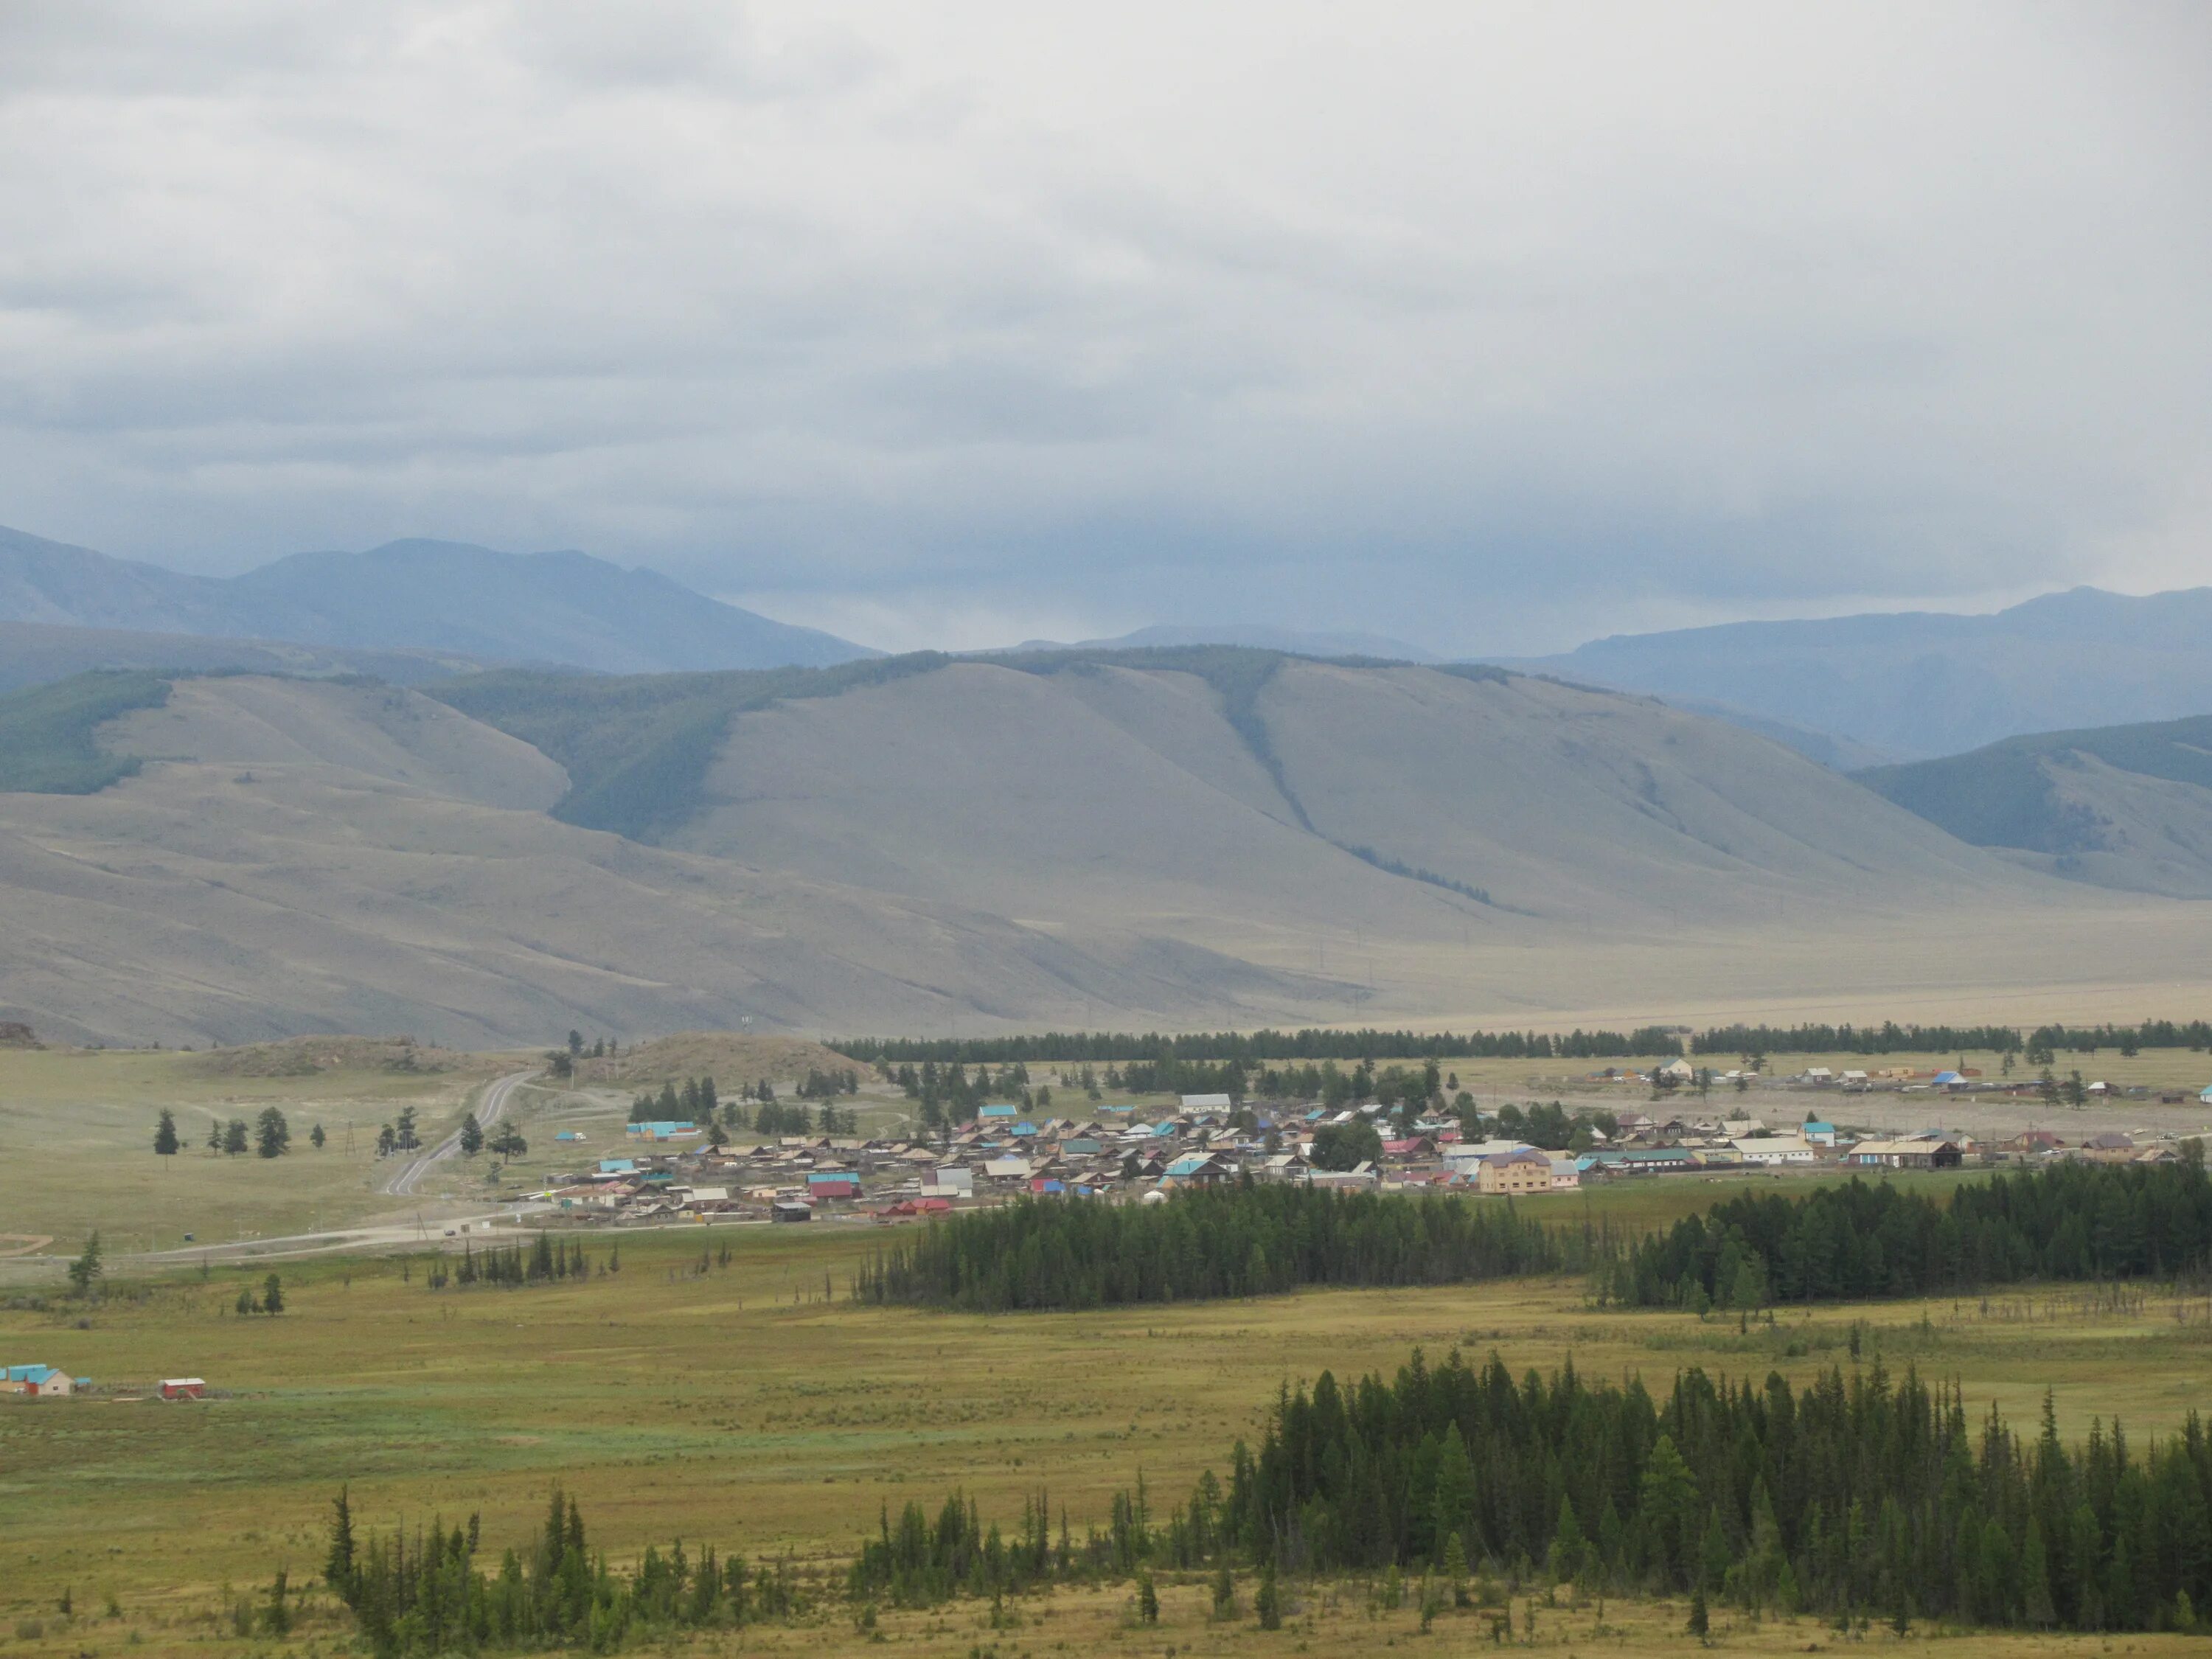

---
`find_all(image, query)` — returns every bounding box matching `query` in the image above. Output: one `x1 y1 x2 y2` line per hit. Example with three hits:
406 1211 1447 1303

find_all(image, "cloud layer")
1 1 2206 653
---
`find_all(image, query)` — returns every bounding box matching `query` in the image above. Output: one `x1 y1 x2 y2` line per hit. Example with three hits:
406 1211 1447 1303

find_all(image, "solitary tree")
1256 1561 1281 1630
1688 1588 1710 1641
255 1107 291 1158
309 1122 326 1150
262 1273 285 1315
394 1107 421 1150
459 1115 484 1156
326 1488 358 1595
223 1118 249 1155
567 1029 583 1058
206 1119 223 1152
1137 1571 1159 1624
1211 1562 1238 1619
67 1232 103 1297
153 1108 180 1155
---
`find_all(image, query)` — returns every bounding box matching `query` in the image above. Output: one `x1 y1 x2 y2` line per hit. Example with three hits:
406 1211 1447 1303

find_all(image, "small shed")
160 1377 207 1401
770 1200 814 1223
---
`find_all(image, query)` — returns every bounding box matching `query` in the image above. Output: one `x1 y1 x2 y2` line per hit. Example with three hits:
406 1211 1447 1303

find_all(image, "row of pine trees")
1606 1159 2212 1310
420 1234 605 1290
1217 1349 2211 1631
851 1184 1583 1312
852 1352 2212 1633
842 1024 1680 1066
310 1352 2212 1652
322 1489 803 1658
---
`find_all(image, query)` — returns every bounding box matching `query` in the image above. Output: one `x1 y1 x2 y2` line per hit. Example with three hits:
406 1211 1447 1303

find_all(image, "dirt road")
383 1068 536 1197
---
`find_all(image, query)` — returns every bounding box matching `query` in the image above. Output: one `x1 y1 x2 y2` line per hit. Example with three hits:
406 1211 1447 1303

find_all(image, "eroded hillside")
0 655 2203 1044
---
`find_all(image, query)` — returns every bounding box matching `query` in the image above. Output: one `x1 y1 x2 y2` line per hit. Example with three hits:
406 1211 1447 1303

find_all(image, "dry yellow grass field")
0 1046 503 1245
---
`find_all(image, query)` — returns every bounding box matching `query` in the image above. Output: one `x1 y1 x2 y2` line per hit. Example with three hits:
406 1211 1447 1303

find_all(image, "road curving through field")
383 1068 537 1197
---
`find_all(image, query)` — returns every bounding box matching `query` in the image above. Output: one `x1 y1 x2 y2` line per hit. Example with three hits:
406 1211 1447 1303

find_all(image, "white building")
1732 1136 1816 1166
1444 1138 1536 1165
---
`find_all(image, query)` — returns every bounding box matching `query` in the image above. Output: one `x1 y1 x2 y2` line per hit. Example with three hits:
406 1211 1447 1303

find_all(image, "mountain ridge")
2 654 2205 1044
0 524 877 675
1490 585 2212 759
1858 712 2212 898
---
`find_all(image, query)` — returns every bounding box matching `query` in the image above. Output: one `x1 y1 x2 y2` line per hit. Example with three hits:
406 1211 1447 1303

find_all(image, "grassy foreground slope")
3 1215 2208 1658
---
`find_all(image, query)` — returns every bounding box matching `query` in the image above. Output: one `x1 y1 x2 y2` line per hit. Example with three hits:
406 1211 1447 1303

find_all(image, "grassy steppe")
5 1212 2209 1658
0 1048 502 1247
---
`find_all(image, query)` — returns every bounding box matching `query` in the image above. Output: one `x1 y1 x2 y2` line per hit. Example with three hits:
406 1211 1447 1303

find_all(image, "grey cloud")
0 1 2205 652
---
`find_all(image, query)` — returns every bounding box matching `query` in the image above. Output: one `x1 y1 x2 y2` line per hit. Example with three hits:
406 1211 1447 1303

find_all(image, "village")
10 1056 2204 1410
523 1057 2210 1228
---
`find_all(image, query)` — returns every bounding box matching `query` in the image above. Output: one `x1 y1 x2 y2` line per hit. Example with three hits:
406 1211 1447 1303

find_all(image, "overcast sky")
1 2 2206 655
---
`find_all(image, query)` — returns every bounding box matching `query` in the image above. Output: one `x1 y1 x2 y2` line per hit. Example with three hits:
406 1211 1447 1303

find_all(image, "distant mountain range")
0 524 877 676
1860 713 2212 898
1492 585 2212 760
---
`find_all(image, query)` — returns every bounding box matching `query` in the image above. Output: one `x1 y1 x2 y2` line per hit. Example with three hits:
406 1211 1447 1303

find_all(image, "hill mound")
1858 714 2212 897
182 1034 493 1077
571 1032 866 1091
0 619 495 695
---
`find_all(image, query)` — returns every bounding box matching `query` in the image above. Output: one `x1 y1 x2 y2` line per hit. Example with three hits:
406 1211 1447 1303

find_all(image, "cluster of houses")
1791 1068 2212 1107
522 1084 2212 1230
526 1091 2208 1225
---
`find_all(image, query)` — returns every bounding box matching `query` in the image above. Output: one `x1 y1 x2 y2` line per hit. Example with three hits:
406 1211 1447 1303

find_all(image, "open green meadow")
7 1044 2211 1658
6 1209 2210 1658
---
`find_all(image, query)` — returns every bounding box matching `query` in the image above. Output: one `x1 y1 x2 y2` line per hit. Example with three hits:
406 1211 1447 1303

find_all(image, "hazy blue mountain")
0 525 876 675
1492 586 2212 759
1010 622 1437 660
1857 713 2212 897
0 524 239 633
